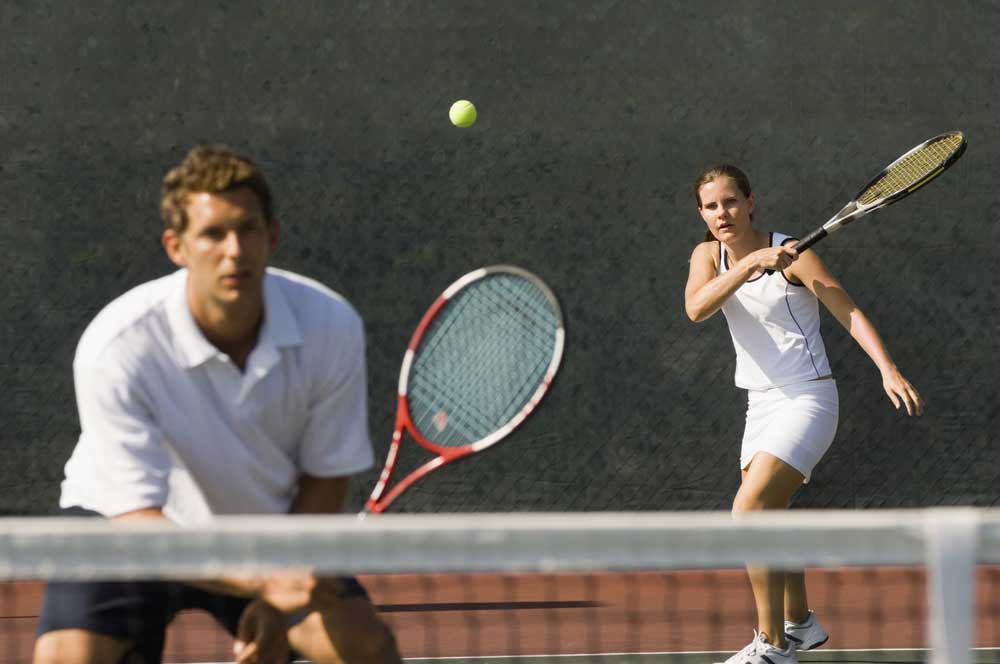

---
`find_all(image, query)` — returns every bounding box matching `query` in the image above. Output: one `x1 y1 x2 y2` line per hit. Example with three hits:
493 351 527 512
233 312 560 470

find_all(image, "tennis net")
1 508 999 664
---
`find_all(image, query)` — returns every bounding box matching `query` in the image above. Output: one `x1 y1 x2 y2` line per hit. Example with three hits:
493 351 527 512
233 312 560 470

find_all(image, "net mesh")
2 509 998 664
408 271 561 447
857 133 964 205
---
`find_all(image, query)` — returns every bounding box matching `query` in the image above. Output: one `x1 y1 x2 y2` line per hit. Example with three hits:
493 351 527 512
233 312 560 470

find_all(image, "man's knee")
33 629 134 664
294 606 402 664
332 618 400 664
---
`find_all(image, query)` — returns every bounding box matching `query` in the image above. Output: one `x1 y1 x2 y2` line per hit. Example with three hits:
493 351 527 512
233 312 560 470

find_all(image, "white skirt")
740 379 839 483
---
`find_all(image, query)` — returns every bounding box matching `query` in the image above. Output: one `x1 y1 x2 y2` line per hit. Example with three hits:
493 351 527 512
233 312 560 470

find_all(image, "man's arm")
113 507 272 598
112 476 351 595
112 507 169 520
254 475 353 612
289 474 350 514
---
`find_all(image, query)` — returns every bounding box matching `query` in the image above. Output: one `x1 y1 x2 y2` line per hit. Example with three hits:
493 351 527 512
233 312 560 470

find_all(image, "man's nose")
223 230 243 255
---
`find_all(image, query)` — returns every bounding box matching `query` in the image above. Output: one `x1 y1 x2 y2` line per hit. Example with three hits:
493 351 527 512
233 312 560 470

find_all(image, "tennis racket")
782 131 967 258
364 265 565 514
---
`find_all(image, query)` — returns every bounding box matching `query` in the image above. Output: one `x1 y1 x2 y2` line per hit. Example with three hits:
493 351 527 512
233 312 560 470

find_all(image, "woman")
684 165 923 664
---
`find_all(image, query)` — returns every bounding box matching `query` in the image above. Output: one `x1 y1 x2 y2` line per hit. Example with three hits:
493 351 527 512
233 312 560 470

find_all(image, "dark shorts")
36 507 368 664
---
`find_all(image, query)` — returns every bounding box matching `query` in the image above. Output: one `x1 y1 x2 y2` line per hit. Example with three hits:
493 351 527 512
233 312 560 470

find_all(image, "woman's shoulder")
692 238 720 254
691 238 721 266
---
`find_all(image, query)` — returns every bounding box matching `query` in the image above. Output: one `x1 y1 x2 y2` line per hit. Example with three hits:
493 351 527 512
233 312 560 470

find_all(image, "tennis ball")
449 100 477 128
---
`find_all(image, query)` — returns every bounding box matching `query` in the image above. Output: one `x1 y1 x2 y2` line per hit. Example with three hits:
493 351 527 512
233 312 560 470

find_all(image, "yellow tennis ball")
449 100 477 128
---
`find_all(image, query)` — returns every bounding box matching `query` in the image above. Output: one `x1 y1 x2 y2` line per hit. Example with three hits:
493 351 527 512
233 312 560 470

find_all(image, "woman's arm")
684 241 798 322
787 251 924 416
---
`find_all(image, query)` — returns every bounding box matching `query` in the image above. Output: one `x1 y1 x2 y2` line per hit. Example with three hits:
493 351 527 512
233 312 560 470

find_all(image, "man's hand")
257 568 318 613
258 569 354 614
234 599 291 663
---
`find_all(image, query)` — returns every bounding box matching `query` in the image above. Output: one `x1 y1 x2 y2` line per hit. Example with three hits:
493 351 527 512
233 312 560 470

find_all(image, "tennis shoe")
714 631 797 664
784 610 829 651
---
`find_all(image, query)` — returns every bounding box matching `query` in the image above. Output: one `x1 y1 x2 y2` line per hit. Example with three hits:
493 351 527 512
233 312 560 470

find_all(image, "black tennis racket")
793 131 966 253
364 265 565 514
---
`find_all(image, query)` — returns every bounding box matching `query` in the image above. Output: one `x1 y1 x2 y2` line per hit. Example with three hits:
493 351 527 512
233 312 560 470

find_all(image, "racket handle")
764 227 829 275
792 227 829 252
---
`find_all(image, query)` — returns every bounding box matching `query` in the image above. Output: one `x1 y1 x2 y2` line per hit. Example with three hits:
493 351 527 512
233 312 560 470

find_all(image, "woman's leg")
734 452 804 647
784 571 809 624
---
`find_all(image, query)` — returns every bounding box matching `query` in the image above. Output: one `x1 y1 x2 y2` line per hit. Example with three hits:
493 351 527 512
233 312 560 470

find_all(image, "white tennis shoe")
715 631 797 664
784 610 829 651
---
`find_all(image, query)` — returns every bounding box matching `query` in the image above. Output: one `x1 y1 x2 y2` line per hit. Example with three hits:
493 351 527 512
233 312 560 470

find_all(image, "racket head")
853 131 967 211
398 265 565 456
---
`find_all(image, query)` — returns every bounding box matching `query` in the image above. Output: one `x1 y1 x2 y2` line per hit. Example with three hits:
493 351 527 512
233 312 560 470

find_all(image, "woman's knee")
732 490 767 514
732 484 793 514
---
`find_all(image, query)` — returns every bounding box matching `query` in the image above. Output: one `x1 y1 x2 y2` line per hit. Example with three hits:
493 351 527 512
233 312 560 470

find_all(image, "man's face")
163 187 278 310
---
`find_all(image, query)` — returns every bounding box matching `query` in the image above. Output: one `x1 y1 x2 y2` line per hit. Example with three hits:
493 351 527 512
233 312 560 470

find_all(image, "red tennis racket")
364 265 565 514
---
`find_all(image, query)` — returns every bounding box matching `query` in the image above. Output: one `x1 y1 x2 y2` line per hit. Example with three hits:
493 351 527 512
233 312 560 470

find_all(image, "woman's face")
697 176 755 242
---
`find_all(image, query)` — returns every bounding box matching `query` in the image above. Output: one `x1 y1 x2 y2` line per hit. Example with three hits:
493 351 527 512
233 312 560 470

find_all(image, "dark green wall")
2 1 997 514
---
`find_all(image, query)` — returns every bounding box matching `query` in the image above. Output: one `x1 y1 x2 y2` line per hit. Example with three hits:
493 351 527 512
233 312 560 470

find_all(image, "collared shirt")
60 267 374 524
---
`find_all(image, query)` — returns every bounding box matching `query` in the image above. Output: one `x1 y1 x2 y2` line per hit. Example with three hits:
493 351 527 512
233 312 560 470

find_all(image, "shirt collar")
259 271 303 350
166 269 303 369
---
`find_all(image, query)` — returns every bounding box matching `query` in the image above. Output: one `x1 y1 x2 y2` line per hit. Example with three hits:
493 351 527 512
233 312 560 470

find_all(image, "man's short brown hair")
160 145 274 233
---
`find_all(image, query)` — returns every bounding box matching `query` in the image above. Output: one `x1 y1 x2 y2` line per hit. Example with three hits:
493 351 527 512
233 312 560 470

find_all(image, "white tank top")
719 232 832 390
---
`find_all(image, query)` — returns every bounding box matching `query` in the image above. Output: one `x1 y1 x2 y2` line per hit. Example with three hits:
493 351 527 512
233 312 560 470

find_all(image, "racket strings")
418 277 558 369
412 303 508 442
411 285 555 441
858 133 964 205
411 344 544 443
420 277 556 360
409 274 560 447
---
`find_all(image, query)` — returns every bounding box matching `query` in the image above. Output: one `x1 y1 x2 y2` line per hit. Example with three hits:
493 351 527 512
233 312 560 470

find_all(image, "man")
34 145 401 664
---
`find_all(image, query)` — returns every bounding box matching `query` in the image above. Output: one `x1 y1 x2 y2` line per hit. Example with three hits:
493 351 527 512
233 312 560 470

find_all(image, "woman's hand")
881 365 925 416
743 245 798 273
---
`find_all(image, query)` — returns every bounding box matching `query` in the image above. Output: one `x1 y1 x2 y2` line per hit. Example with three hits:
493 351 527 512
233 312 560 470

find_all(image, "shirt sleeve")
296 310 375 477
69 356 172 516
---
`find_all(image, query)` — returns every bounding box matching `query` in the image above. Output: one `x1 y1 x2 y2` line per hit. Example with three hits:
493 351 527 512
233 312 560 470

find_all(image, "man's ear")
162 229 187 267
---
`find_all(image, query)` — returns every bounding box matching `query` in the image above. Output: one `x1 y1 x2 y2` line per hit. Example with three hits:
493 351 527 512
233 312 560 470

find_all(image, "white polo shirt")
60 267 374 525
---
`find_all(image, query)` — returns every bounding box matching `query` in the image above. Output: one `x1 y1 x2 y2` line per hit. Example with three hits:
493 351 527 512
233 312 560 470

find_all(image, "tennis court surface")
2 509 999 664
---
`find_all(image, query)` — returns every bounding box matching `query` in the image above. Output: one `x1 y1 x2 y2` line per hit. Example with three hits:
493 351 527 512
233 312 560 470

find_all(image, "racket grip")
764 227 829 275
793 227 829 252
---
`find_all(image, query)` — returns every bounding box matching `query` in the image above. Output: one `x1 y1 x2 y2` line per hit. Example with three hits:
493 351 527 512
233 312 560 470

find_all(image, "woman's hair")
160 144 273 233
692 164 753 242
